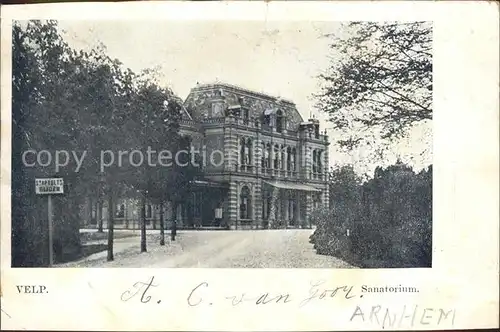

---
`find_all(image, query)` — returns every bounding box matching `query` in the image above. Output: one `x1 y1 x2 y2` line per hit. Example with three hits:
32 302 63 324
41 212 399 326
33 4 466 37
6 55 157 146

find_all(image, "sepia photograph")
11 19 433 269
1 2 498 331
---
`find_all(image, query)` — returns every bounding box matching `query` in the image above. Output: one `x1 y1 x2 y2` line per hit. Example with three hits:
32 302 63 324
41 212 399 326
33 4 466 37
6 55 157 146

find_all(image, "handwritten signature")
120 277 358 308
298 280 356 307
117 277 456 328
120 276 159 303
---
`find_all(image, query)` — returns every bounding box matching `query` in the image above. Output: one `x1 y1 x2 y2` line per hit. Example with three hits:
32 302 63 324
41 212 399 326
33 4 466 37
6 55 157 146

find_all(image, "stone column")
295 191 301 226
237 136 241 172
254 137 262 175
323 148 330 209
276 190 281 221
322 187 329 209
253 181 262 228
300 144 305 174
269 145 273 173
270 144 275 171
268 187 279 226
284 191 289 226
228 182 238 229
222 193 229 228
305 192 313 228
224 121 238 173
262 192 268 226
306 147 312 180
300 144 312 180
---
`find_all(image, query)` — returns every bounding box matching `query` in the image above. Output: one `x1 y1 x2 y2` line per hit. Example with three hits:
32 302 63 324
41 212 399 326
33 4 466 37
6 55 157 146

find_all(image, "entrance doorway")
195 187 227 227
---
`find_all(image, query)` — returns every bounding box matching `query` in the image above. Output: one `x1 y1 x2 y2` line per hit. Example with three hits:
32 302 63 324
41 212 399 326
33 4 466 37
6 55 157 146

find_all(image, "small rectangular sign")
35 178 64 195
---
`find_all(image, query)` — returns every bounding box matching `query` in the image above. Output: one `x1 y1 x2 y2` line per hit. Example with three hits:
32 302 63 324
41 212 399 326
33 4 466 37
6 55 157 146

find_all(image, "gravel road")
59 229 355 268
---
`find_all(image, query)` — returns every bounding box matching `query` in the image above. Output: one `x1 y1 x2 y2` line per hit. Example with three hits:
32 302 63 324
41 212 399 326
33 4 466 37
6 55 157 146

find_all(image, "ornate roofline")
172 95 193 120
190 82 296 105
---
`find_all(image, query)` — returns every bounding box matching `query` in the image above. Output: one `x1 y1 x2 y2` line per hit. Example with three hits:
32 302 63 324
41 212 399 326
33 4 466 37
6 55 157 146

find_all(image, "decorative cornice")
190 82 296 105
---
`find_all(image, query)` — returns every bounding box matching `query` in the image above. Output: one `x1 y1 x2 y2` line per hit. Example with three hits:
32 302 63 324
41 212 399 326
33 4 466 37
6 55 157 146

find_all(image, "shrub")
270 218 286 229
312 163 432 268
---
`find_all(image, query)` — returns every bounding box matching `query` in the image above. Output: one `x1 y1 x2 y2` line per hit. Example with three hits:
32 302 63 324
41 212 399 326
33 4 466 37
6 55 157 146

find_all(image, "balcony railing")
239 165 254 173
200 117 226 124
201 116 257 127
201 116 300 137
299 131 329 142
310 172 325 181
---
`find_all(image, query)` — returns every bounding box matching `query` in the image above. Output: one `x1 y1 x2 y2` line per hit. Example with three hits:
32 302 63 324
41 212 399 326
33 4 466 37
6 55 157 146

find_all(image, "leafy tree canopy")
11 20 196 264
316 22 432 149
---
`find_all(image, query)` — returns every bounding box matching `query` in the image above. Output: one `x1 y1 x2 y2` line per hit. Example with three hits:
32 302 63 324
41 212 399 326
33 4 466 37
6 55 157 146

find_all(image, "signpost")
35 178 64 266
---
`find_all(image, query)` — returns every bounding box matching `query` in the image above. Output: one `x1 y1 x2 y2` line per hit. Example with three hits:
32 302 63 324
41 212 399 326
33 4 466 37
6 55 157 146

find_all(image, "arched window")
288 196 296 224
262 190 271 220
313 193 322 209
267 143 272 168
286 146 292 171
260 142 266 168
240 137 246 165
312 150 317 173
318 150 323 174
245 138 252 165
263 113 271 127
240 186 251 220
274 145 280 169
280 145 286 169
276 110 284 133
261 142 266 168
254 117 260 127
242 108 249 123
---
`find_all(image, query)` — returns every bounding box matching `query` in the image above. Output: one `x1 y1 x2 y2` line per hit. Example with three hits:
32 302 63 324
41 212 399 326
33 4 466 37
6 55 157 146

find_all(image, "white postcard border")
1 1 498 331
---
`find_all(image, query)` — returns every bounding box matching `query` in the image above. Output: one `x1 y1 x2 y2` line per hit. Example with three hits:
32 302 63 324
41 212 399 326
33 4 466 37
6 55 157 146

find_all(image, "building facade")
81 83 329 230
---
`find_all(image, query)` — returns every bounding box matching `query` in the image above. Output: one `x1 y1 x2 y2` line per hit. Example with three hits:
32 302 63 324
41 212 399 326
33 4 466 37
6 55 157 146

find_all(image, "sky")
57 20 432 176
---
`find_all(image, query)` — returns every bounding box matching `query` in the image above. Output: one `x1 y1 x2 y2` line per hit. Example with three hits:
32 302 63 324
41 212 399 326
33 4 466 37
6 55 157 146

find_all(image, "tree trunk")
171 203 177 241
141 194 147 252
107 192 114 261
97 197 104 233
88 197 93 228
159 201 165 246
152 204 157 230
